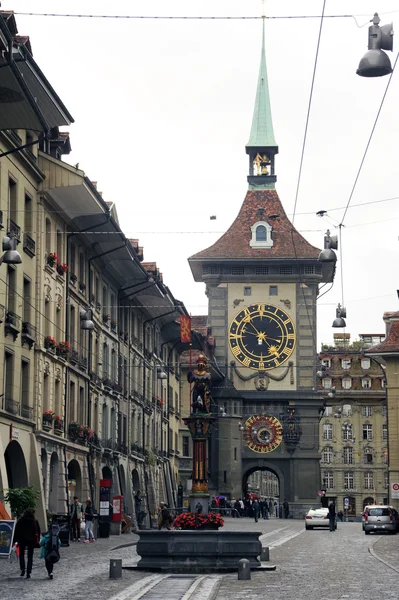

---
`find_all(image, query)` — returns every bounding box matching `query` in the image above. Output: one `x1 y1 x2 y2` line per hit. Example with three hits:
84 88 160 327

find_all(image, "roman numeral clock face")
229 303 296 370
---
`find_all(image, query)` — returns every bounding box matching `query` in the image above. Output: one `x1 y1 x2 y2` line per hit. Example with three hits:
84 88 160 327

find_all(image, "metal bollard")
260 546 270 562
238 558 251 580
109 558 122 579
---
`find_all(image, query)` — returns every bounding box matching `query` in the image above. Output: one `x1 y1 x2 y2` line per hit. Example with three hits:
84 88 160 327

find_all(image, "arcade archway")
68 459 82 501
243 466 280 501
4 441 28 489
131 468 140 492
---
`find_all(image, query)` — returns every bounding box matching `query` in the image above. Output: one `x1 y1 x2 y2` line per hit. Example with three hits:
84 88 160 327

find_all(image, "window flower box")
56 262 69 276
54 416 63 435
78 281 86 293
70 273 77 285
46 252 58 268
102 313 110 324
56 341 70 359
42 410 54 431
44 335 57 350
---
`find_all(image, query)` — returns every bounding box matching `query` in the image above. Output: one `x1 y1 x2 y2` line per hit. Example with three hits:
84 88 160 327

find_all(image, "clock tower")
188 23 335 514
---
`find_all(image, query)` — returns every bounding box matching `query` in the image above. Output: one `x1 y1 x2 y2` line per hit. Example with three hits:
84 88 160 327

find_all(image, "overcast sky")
10 0 399 347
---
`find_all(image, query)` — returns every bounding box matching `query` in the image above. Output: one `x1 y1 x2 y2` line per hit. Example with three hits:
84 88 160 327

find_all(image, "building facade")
187 24 335 514
318 333 387 516
0 11 189 529
367 313 399 511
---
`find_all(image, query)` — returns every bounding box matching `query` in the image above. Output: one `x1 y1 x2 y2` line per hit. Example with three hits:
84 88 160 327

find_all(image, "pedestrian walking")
274 501 279 518
84 499 95 543
14 508 41 579
262 498 269 520
40 524 61 579
239 499 244 517
158 502 172 530
253 499 261 523
69 495 84 541
283 500 290 519
268 499 273 515
337 510 344 522
328 501 336 532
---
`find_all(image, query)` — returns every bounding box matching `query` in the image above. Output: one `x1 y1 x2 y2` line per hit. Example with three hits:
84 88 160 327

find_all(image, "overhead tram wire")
291 0 327 226
11 12 376 21
289 0 327 354
339 51 399 227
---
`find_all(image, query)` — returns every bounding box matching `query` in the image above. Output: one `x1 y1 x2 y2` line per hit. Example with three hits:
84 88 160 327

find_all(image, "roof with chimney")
367 312 399 355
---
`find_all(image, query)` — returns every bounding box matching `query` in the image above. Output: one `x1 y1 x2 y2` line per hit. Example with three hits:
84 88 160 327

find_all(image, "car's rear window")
369 508 389 516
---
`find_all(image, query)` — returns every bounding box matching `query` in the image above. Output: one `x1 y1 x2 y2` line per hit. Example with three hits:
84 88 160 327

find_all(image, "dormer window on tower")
250 221 273 249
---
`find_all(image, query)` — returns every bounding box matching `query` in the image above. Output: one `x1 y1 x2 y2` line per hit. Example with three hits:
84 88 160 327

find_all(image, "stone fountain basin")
135 530 263 573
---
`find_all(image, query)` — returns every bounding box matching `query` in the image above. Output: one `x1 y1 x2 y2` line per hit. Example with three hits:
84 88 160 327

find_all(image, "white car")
305 507 336 530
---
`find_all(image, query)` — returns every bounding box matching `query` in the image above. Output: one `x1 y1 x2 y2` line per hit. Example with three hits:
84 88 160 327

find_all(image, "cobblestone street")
1 519 399 599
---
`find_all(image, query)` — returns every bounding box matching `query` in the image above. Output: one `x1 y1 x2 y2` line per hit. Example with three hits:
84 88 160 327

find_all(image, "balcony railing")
69 348 79 364
4 398 20 415
7 219 21 241
22 321 36 349
21 404 33 420
5 310 21 340
79 354 88 370
23 233 36 257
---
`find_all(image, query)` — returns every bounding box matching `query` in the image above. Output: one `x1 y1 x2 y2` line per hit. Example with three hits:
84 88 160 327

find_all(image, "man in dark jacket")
14 508 41 578
328 501 336 532
253 499 261 523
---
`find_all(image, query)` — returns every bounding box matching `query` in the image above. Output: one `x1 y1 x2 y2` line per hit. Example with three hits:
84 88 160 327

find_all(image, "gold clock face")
244 415 283 453
229 303 295 371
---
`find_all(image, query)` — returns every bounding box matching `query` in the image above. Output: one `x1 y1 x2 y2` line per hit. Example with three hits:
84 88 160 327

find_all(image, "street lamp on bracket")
357 13 394 78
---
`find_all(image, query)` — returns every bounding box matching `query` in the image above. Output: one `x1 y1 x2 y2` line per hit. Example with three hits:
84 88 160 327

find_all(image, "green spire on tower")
246 20 277 148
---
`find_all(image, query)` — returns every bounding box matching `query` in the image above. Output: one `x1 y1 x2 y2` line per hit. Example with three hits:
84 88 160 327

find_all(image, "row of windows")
202 265 322 276
321 446 388 464
322 471 388 489
323 404 387 417
322 423 387 441
321 357 372 370
323 405 386 418
244 285 278 297
322 377 383 390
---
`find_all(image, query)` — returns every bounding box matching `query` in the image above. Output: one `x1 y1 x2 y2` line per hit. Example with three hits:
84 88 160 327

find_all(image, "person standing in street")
40 524 61 579
328 501 336 532
262 498 269 520
69 495 83 541
283 500 290 519
253 499 261 523
14 508 41 579
84 499 95 543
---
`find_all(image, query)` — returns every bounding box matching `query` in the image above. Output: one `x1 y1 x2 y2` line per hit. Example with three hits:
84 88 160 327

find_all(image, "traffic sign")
344 497 349 507
392 483 399 499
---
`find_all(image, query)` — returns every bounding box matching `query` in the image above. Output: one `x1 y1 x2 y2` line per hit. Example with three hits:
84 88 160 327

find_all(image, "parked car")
389 507 399 532
361 505 373 530
363 505 396 535
305 507 336 530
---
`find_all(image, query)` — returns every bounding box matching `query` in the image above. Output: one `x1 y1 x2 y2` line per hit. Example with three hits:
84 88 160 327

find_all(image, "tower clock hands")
242 329 282 345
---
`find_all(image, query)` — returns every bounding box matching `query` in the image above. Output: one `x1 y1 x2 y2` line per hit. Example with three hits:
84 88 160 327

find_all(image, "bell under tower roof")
246 20 279 190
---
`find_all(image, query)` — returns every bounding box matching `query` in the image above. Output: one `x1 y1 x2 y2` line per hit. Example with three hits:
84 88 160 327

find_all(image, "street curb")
369 538 399 574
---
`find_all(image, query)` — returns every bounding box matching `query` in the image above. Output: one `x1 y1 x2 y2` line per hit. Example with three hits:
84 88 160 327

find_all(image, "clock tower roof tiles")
190 189 320 261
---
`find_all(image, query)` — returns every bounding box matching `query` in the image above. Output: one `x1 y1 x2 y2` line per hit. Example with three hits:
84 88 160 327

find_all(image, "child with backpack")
40 524 61 579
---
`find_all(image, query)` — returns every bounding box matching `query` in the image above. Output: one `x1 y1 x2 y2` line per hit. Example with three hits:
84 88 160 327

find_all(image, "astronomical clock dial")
228 303 295 371
244 415 283 454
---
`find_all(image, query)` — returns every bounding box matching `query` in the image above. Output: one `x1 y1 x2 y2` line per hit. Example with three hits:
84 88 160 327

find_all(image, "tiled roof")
367 312 399 354
190 189 320 260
